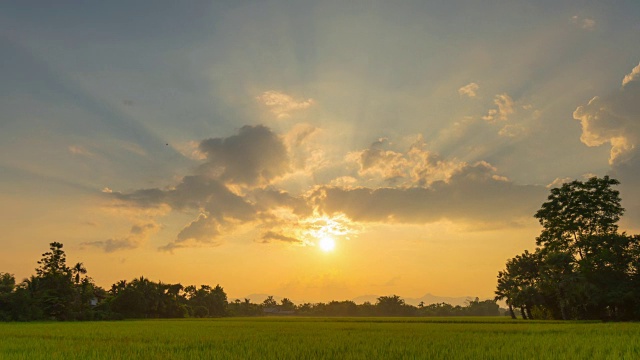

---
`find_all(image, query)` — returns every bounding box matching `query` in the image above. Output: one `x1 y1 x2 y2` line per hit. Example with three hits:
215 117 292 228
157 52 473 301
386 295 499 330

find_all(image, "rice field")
1 317 639 359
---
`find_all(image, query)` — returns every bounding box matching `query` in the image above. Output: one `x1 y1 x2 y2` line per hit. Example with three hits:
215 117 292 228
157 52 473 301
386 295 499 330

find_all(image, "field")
1 317 639 359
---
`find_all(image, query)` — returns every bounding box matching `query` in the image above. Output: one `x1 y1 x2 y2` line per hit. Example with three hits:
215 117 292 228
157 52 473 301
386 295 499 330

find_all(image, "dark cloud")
198 125 289 186
82 222 158 252
310 162 546 225
169 213 222 250
110 178 258 250
105 125 306 250
83 238 139 252
260 231 303 244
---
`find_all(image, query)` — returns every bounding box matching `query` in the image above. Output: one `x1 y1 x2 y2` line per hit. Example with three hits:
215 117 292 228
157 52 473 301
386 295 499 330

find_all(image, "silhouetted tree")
262 296 277 307
280 298 295 311
33 242 75 320
534 176 623 260
497 176 640 320
376 295 408 316
185 284 227 317
71 263 87 285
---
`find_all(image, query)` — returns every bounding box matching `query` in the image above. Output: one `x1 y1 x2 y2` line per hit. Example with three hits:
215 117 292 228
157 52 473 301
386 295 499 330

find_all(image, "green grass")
1 317 639 359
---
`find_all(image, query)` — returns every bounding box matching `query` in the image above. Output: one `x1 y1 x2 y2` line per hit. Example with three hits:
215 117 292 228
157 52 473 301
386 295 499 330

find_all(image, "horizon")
2 1 640 304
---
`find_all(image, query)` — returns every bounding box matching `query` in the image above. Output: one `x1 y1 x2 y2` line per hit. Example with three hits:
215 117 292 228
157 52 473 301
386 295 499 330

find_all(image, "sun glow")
318 237 336 252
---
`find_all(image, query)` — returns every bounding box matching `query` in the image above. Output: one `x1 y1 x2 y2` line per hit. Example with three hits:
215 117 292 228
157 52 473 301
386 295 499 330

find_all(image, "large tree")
534 176 624 260
498 176 640 320
34 242 75 320
36 242 71 277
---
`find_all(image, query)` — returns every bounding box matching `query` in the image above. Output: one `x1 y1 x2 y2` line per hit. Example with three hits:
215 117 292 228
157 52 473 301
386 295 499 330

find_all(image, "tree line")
495 176 640 320
0 242 499 321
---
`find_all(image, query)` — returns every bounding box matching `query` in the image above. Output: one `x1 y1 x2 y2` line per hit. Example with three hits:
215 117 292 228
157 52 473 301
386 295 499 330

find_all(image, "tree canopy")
497 176 640 320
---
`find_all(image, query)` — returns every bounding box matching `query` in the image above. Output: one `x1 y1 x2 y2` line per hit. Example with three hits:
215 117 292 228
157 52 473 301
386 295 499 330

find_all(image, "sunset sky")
2 1 640 303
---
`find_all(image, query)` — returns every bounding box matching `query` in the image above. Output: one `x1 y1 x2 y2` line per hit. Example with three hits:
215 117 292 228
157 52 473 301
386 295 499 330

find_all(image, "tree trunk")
520 306 528 320
557 287 568 320
508 304 516 319
559 301 567 320
526 305 533 320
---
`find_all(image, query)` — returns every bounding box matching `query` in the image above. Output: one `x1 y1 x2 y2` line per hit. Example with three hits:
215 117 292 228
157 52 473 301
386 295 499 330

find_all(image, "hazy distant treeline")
0 242 498 321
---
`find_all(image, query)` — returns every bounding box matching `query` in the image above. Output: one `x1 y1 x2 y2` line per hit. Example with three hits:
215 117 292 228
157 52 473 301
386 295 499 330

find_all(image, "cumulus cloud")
309 161 546 226
573 62 640 229
622 62 640 87
109 176 260 250
83 222 158 252
167 213 222 251
479 94 537 138
482 93 514 122
198 124 289 186
350 138 408 182
571 15 596 30
256 90 315 119
103 124 549 252
573 63 640 165
105 125 296 250
348 137 465 187
458 82 479 98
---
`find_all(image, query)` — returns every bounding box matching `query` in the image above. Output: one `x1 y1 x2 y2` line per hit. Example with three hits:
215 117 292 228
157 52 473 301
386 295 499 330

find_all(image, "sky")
1 0 640 303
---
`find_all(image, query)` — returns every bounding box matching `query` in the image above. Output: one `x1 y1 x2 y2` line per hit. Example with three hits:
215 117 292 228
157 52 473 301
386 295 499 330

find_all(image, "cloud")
309 161 546 227
106 125 294 250
498 123 527 138
571 15 596 30
482 93 514 122
350 138 408 182
329 176 358 188
68 145 94 157
622 62 640 87
348 137 465 187
198 125 289 186
256 90 315 119
573 63 640 165
103 125 547 251
168 213 222 250
458 82 479 98
573 62 640 229
174 140 207 160
257 212 361 247
260 231 303 244
479 92 535 138
546 177 572 189
110 176 259 250
283 123 327 173
82 222 158 252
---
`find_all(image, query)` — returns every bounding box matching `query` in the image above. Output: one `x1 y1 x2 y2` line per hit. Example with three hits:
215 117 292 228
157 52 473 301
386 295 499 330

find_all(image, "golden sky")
1 1 640 303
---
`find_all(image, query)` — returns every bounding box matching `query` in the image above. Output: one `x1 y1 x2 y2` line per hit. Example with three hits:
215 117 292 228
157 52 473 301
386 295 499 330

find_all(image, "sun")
318 237 336 252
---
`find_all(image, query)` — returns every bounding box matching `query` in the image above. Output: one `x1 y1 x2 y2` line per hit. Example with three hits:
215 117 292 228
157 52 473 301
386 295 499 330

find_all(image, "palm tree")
71 262 87 285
